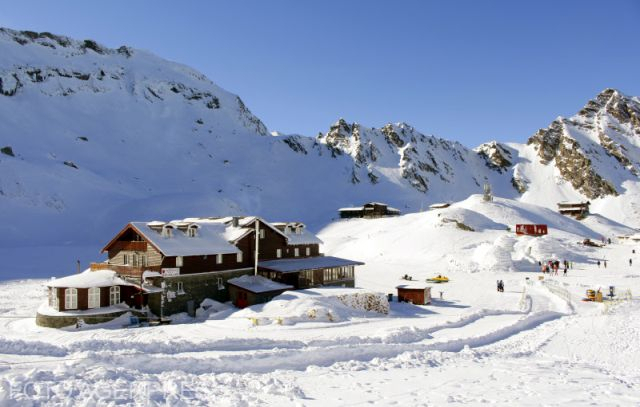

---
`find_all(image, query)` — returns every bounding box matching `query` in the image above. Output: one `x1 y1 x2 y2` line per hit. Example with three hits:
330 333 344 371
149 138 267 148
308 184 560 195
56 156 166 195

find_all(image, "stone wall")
35 310 146 329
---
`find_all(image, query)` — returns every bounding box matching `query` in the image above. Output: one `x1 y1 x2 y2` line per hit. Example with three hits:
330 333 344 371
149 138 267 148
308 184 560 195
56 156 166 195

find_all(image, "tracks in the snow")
0 284 572 375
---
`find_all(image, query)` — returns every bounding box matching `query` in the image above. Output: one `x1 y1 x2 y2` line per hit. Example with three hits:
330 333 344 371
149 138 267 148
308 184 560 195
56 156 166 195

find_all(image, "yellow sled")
427 275 450 283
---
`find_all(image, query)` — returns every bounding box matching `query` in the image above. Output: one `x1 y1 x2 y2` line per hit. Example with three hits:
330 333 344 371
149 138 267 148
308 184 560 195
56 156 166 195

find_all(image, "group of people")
539 259 570 276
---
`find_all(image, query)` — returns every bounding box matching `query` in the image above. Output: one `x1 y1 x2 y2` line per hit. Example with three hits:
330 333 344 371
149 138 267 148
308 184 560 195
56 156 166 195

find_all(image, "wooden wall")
53 285 138 311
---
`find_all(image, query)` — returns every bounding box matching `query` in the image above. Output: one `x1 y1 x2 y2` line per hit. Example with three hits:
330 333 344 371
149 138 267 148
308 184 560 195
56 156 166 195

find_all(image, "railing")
541 279 572 305
90 262 161 277
109 241 147 252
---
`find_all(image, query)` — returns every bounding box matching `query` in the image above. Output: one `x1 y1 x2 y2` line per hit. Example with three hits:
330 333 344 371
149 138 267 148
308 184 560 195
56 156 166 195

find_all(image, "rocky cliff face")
315 119 508 194
527 89 640 199
0 28 268 135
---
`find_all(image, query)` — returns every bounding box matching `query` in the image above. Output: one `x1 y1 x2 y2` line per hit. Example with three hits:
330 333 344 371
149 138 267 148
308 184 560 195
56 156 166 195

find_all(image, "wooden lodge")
515 224 548 236
39 216 365 326
339 202 400 219
396 284 432 305
557 201 590 218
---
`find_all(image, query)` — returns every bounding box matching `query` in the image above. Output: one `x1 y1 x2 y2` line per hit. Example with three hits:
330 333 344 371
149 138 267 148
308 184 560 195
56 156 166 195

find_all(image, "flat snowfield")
2 199 640 405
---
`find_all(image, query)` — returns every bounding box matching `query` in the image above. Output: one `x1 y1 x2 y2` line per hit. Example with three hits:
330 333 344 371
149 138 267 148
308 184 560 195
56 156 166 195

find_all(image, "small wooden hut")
396 284 432 305
227 275 292 308
515 224 548 236
339 202 400 219
557 201 590 218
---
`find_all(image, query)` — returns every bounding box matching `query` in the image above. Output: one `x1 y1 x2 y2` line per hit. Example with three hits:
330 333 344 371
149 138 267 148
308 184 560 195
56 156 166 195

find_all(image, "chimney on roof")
232 217 240 227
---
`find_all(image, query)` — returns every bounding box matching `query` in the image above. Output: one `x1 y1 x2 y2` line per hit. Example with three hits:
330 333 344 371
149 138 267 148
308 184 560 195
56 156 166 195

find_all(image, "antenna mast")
254 218 259 276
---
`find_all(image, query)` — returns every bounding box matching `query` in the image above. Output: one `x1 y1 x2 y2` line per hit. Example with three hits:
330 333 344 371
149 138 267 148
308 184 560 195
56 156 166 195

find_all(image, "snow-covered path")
4 274 637 405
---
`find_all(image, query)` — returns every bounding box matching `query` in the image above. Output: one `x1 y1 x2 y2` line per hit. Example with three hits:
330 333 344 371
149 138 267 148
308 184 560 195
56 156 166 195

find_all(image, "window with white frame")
176 256 183 267
216 254 223 264
88 287 100 309
237 251 243 263
132 253 138 267
306 247 310 256
65 288 77 310
177 281 184 294
217 277 224 290
123 253 129 265
187 227 197 237
276 248 282 258
109 286 120 306
294 247 299 257
259 228 265 239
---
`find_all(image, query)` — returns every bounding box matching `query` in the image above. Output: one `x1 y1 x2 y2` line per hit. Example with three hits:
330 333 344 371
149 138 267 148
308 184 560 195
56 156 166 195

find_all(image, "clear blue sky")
1 1 639 147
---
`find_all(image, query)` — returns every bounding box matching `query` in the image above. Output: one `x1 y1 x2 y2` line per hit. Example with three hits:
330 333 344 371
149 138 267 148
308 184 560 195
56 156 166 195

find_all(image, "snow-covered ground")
1 197 640 405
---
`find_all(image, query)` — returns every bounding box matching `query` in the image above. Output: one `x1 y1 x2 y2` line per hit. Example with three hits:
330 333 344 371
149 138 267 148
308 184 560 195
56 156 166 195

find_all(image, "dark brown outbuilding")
396 284 432 305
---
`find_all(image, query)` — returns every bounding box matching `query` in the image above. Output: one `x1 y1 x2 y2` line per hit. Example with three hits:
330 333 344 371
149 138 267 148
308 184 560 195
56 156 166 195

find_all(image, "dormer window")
296 227 302 235
162 225 174 238
187 225 198 237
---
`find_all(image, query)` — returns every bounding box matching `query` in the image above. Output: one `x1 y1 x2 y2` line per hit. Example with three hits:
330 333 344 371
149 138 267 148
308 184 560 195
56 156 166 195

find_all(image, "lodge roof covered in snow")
271 222 323 245
258 256 364 273
46 269 135 288
227 275 293 293
101 216 325 258
127 221 241 257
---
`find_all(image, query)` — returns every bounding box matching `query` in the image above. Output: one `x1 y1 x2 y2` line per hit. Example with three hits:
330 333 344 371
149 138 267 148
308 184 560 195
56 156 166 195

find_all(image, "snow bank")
438 206 507 232
472 235 516 272
232 290 388 326
196 298 231 318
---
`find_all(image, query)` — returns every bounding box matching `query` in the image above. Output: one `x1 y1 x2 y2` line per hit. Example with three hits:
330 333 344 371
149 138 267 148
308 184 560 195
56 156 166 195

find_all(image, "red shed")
396 284 432 305
515 224 548 236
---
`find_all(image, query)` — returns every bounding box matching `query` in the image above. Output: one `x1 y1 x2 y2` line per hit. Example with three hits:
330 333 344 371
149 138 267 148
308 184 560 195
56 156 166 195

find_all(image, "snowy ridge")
2 26 640 278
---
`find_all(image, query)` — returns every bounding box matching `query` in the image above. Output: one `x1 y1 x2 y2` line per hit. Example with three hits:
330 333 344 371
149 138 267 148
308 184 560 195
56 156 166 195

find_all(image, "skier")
597 260 601 268
630 259 633 267
604 260 607 268
563 266 567 276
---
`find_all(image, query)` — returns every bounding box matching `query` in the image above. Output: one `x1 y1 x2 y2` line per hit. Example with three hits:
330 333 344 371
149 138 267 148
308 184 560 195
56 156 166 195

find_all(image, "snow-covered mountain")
1 27 639 263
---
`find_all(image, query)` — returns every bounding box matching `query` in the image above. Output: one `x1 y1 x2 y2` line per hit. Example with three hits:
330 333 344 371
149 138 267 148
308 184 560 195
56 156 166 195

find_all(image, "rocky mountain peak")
578 88 640 129
524 89 640 199
474 141 513 172
0 27 133 57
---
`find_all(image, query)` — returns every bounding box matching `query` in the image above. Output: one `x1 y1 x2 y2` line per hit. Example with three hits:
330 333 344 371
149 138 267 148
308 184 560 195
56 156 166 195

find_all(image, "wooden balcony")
109 241 147 252
90 262 161 277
